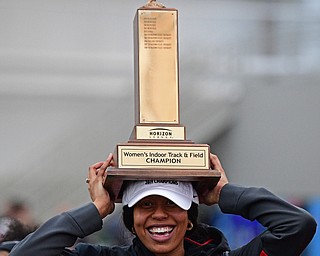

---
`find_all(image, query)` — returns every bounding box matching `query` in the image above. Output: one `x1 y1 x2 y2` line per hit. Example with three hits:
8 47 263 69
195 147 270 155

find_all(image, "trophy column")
104 2 220 201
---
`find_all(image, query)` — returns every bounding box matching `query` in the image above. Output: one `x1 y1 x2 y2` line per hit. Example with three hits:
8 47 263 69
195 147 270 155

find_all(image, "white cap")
122 180 199 210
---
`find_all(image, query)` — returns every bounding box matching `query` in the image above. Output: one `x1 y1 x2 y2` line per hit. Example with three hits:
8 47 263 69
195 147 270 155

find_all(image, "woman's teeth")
148 226 173 234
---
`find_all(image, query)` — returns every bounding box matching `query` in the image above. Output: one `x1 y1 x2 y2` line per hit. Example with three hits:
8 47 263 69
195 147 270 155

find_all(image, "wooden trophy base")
103 167 221 203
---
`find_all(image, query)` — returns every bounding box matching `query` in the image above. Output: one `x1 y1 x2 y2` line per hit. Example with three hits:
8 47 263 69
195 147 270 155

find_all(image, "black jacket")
10 184 317 256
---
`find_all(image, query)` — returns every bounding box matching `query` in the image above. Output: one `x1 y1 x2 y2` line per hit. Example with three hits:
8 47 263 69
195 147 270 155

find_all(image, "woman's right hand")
87 153 115 218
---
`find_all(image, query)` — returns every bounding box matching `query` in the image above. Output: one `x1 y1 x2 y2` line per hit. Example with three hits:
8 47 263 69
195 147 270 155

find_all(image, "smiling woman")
122 181 197 256
132 196 188 256
9 154 316 256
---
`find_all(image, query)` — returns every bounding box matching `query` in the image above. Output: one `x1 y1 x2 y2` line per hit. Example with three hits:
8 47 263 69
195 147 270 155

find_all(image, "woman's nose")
151 205 169 219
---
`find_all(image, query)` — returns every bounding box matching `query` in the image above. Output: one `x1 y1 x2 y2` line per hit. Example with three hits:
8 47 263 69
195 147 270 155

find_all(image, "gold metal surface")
135 9 179 124
142 0 166 8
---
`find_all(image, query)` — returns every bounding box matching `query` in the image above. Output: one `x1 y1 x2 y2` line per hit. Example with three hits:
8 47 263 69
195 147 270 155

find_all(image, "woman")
10 154 316 256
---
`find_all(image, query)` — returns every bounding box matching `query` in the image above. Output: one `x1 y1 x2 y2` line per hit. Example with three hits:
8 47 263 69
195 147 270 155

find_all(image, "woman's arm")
10 154 116 256
220 184 316 256
10 203 103 256
200 153 316 256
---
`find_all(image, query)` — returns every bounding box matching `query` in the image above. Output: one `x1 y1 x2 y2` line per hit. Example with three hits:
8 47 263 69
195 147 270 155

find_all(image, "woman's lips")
147 226 174 241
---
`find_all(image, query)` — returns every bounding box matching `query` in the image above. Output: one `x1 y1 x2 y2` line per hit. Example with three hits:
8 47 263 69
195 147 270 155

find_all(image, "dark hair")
0 217 35 243
122 202 198 235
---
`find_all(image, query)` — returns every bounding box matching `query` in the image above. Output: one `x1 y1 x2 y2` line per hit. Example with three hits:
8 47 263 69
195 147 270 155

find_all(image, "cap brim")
127 188 192 210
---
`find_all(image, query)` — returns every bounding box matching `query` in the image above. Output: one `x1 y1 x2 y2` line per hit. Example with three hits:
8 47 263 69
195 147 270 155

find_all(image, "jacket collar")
184 223 230 255
132 223 230 256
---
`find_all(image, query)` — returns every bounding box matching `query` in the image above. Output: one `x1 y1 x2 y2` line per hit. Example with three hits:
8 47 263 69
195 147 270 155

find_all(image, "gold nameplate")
116 144 209 169
134 9 179 124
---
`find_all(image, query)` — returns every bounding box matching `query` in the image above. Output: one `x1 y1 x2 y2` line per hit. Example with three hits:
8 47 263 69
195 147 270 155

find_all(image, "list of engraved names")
143 16 172 50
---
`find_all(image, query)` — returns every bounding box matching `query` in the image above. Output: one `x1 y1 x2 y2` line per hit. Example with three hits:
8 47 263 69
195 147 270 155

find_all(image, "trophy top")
142 0 166 8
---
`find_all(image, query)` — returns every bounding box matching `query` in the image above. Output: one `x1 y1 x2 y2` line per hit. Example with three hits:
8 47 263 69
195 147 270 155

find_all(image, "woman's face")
133 195 189 256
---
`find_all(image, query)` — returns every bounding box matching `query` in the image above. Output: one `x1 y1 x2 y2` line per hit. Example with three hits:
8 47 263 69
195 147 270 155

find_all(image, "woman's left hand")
198 153 229 206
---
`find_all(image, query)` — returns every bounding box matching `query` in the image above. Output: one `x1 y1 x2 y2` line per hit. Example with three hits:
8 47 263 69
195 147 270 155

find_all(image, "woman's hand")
198 153 229 206
87 153 115 218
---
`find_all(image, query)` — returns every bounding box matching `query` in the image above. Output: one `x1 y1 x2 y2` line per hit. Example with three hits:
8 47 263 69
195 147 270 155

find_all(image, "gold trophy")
104 0 221 201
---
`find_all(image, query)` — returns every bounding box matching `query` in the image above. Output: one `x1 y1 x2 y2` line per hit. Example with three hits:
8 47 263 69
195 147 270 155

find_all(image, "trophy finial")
142 0 166 8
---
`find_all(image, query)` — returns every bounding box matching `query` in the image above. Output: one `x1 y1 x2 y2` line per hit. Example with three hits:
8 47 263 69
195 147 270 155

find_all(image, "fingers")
98 153 114 172
88 153 114 181
86 154 115 218
210 153 221 170
210 153 227 175
197 153 229 206
88 161 104 181
97 153 114 182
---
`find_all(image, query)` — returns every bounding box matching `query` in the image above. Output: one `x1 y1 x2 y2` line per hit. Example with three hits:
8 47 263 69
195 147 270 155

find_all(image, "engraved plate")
135 9 179 124
117 144 209 169
135 125 185 140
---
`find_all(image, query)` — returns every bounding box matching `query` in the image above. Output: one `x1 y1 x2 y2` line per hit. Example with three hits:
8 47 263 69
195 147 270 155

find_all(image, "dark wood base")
103 168 221 203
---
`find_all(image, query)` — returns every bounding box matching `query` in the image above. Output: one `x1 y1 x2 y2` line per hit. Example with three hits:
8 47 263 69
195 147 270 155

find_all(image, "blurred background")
0 0 319 254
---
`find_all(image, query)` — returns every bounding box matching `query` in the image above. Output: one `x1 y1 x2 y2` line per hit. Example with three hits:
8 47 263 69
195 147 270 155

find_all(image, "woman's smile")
133 195 189 256
147 225 175 241
148 225 174 235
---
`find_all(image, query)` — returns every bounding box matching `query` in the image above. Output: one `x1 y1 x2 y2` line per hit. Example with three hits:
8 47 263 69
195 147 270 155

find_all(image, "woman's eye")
139 201 154 208
166 199 177 206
